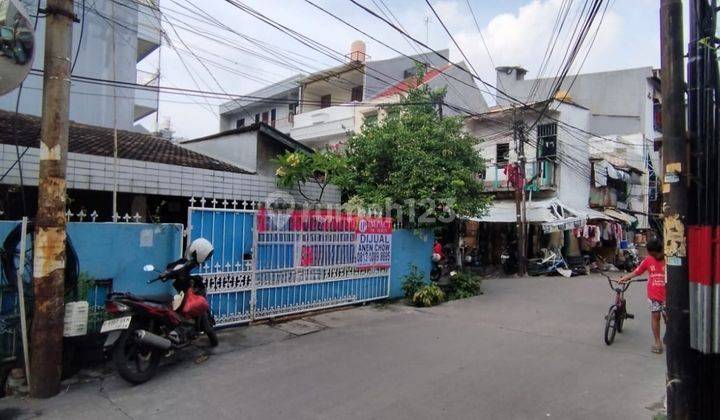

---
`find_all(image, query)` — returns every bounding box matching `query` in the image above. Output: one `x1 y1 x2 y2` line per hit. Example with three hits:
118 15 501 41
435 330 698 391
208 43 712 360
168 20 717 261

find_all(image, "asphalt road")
0 274 665 419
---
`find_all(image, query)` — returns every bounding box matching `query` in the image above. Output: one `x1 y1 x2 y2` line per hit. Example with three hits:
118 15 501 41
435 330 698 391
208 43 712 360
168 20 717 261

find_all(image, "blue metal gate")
187 198 391 327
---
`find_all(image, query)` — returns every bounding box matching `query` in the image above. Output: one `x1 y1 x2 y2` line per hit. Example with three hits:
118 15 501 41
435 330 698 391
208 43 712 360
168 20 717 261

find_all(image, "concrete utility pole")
513 113 527 275
660 0 699 417
30 0 74 398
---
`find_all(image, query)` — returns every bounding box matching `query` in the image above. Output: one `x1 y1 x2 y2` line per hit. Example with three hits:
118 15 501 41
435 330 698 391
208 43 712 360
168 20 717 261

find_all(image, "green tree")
274 148 346 203
339 73 488 223
274 69 488 222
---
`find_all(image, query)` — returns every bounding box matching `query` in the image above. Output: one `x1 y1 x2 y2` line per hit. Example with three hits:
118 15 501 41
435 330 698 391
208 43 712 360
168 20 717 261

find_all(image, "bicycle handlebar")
601 272 646 292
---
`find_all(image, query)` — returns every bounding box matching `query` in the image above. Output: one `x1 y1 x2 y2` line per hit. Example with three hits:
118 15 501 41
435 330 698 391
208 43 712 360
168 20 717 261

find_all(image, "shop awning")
466 198 599 232
602 208 638 225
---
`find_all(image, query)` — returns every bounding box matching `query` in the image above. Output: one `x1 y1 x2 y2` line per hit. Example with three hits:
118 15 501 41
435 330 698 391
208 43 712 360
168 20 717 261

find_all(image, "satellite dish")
0 0 35 96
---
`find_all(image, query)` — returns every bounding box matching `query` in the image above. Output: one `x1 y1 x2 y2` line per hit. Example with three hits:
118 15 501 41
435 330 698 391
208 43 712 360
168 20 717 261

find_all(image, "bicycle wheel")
604 305 618 345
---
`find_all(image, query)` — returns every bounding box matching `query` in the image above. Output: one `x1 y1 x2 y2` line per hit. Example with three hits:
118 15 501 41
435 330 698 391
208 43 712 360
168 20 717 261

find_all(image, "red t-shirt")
634 256 666 302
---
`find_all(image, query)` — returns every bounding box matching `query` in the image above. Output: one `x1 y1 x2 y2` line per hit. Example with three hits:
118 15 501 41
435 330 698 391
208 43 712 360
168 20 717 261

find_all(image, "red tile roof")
0 110 249 173
372 64 453 100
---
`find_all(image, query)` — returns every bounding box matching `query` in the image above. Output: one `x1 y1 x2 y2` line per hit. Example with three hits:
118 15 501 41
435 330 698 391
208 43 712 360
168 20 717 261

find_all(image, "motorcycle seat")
135 293 174 303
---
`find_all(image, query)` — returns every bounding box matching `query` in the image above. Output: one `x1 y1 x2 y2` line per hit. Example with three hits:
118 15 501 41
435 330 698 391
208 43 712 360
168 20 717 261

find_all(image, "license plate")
100 316 132 333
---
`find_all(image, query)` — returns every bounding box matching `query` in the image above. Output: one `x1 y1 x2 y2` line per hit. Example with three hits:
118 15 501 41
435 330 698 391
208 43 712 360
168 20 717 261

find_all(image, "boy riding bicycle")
618 239 666 354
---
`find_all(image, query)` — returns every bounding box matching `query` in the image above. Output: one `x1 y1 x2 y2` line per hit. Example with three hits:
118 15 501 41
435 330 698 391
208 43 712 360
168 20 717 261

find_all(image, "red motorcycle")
102 238 218 384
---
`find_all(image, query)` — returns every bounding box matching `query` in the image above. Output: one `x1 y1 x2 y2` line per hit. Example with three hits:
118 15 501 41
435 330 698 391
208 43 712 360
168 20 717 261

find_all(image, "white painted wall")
0 144 341 204
0 0 160 130
181 132 258 173
554 103 592 211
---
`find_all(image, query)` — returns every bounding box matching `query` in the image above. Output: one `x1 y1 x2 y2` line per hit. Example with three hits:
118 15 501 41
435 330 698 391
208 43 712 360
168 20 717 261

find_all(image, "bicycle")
602 273 647 345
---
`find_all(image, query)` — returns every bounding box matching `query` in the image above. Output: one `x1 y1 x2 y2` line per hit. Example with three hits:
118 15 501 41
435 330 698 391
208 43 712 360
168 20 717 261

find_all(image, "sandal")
651 345 663 354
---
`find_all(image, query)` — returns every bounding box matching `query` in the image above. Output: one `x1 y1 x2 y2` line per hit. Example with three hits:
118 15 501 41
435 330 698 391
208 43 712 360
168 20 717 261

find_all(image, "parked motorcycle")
622 245 640 272
102 238 218 384
501 242 518 275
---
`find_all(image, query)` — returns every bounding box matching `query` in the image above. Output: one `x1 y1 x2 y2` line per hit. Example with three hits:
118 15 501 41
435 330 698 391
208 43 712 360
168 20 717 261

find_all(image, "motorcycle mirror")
0 0 35 96
142 264 155 272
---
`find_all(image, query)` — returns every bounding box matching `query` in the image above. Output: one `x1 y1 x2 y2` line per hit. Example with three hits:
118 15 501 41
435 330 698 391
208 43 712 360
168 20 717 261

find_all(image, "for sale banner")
355 216 393 269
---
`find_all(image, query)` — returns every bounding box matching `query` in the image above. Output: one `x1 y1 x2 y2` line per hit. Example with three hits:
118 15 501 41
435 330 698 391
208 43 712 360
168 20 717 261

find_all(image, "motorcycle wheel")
113 329 161 384
430 267 441 281
200 312 219 347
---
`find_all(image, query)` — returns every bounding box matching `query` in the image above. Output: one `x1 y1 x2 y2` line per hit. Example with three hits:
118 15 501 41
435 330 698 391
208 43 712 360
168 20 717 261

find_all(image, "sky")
139 0 664 139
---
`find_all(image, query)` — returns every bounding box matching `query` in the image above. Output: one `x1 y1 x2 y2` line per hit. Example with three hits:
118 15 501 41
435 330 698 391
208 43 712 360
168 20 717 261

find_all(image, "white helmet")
186 238 214 264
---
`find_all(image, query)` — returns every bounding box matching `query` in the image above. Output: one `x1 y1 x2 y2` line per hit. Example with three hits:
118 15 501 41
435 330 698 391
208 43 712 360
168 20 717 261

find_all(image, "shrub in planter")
447 271 482 300
401 265 426 300
411 283 445 307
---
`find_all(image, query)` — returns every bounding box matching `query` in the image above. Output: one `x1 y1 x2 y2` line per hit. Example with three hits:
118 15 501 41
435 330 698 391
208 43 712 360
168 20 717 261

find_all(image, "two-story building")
465 97 618 264
218 41 489 149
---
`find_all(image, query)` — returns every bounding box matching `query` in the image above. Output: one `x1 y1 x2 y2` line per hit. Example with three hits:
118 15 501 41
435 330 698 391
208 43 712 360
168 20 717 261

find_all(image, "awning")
466 198 595 232
602 208 638 225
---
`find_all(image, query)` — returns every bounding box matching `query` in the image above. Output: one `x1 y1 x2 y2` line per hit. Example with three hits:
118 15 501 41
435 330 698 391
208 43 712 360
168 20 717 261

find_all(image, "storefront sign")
355 216 392 269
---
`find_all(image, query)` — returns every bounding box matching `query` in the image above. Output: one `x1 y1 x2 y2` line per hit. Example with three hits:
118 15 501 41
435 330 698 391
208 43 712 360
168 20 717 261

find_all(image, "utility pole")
513 112 527 275
30 0 74 398
660 0 699 417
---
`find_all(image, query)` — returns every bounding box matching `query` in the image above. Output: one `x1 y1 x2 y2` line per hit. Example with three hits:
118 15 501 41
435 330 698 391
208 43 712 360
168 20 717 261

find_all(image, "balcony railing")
481 159 557 192
290 105 357 141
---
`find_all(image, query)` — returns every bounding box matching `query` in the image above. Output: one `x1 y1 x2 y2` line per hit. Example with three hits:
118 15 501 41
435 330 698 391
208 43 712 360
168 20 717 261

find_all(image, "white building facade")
218 42 489 150
0 0 161 131
493 66 662 229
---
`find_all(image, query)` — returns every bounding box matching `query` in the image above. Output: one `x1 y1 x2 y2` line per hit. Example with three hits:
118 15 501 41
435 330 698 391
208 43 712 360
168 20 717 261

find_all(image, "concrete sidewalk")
0 274 665 419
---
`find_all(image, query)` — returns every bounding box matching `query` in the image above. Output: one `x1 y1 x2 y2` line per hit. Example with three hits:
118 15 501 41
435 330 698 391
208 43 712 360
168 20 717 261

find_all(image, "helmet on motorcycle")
431 252 442 262
185 238 214 264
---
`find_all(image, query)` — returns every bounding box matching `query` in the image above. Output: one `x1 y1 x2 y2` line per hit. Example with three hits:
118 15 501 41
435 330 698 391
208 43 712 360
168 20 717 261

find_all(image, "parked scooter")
102 238 218 384
622 245 640 272
500 241 518 275
431 252 449 281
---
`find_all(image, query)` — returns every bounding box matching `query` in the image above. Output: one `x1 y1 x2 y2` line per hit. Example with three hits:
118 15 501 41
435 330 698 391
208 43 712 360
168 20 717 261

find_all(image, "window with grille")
255 113 260 124
270 109 276 127
262 111 269 123
236 118 245 128
496 143 510 167
537 123 557 159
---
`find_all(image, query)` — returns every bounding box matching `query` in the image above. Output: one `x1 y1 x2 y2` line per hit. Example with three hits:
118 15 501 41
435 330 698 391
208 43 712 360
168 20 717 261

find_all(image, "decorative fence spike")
90 210 98 222
241 201 247 210
77 209 86 222
211 198 218 208
199 197 207 207
65 209 74 221
132 212 141 223
122 213 131 223
222 200 228 209
112 212 119 222
231 200 238 209
189 196 196 207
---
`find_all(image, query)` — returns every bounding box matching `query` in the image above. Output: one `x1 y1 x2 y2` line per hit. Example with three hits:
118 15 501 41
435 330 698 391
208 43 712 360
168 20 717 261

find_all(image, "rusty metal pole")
30 0 74 398
660 0 699 417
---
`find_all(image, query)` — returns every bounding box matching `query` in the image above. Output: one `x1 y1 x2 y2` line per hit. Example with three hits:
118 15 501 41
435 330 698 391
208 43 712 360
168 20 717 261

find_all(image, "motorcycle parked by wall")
501 241 518 275
101 238 218 384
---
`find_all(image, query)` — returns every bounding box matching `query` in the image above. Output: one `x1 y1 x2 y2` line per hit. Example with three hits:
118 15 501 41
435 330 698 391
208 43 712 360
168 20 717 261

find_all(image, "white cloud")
152 0 658 137
446 0 625 102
